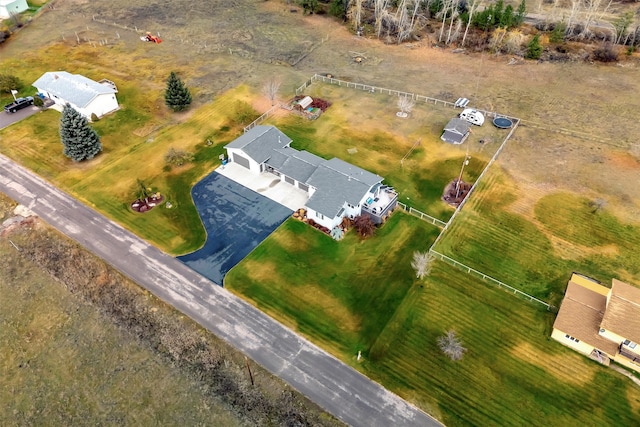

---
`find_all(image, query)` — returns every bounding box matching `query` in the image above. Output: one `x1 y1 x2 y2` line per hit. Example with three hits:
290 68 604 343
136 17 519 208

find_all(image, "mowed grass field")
0 239 241 426
364 262 640 426
433 132 640 305
226 213 442 356
226 214 640 426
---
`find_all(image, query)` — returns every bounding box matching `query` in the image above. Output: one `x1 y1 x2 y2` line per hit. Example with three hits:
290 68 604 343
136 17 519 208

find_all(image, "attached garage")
233 153 251 169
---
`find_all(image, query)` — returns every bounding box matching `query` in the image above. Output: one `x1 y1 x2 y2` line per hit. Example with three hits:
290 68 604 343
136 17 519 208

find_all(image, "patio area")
215 162 308 211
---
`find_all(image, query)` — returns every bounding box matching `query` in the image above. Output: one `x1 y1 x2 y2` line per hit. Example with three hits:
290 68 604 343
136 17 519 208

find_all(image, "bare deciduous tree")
397 95 415 117
590 198 607 213
462 0 482 47
438 330 467 361
411 251 434 279
262 78 281 106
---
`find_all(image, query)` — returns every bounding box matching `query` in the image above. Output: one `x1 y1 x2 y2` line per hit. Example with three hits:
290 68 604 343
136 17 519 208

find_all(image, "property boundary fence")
429 249 556 311
430 117 520 248
244 104 280 133
396 202 446 228
295 74 519 123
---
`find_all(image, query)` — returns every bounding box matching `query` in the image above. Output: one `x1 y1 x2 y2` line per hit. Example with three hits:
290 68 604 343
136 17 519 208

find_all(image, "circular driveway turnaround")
178 171 292 285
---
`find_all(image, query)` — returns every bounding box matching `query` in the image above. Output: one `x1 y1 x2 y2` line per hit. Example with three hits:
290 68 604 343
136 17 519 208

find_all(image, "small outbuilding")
296 96 313 110
32 71 119 120
0 0 28 19
441 118 470 145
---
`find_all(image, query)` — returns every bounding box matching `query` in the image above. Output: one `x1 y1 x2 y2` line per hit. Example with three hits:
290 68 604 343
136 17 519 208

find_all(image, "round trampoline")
493 117 513 129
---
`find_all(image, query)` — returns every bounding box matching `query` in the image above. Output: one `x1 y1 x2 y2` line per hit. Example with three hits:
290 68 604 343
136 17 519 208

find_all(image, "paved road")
0 105 41 130
0 153 442 427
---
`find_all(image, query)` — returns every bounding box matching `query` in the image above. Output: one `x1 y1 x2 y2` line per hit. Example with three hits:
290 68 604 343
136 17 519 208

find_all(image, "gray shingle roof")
441 118 470 144
306 162 379 218
32 71 117 108
226 126 384 219
224 126 292 163
274 149 324 183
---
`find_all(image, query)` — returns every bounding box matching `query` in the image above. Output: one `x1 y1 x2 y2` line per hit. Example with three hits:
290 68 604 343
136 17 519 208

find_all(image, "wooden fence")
396 202 446 228
295 74 520 123
243 104 280 133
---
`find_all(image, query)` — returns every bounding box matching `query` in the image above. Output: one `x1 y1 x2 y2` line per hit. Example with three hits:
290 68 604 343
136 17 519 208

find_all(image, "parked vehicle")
459 108 485 126
4 96 34 113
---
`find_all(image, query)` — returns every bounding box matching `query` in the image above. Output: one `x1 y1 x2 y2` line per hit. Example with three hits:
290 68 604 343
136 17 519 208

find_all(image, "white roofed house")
32 72 119 120
0 0 28 19
225 126 398 232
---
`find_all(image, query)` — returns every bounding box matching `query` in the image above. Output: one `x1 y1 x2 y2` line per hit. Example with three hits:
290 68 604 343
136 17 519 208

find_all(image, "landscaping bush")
32 96 44 107
164 147 194 167
592 43 619 62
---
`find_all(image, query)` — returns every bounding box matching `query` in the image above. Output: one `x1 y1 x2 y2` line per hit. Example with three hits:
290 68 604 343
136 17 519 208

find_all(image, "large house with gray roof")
225 126 398 230
33 71 119 120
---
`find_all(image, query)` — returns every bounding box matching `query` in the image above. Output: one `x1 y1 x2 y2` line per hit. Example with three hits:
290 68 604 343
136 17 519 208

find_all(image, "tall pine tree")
59 104 102 162
164 72 192 112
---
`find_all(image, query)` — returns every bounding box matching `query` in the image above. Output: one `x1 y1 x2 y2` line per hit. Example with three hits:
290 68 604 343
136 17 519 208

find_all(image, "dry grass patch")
510 342 595 387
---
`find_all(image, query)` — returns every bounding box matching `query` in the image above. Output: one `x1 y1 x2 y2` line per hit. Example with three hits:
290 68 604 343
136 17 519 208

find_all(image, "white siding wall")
0 0 28 19
551 329 597 356
306 207 341 230
36 90 119 120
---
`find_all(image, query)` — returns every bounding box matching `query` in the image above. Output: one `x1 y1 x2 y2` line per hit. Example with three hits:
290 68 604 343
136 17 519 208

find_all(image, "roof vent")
54 74 59 80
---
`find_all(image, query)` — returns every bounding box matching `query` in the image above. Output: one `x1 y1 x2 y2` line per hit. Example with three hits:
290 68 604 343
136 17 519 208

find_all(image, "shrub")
592 43 618 62
90 112 100 122
0 73 22 93
164 147 194 166
32 96 44 107
353 215 376 239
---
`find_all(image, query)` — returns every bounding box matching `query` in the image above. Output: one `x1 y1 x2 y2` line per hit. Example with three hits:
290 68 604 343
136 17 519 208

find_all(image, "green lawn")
226 212 640 426
226 213 442 356
433 167 640 304
364 262 640 426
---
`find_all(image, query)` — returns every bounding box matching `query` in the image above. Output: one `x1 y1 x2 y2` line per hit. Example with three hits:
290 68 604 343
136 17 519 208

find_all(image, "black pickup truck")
4 96 34 113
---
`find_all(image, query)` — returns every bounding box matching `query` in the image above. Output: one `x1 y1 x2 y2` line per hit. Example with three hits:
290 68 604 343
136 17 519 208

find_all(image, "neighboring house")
441 118 470 144
32 71 119 120
225 126 398 230
0 0 28 19
552 273 640 373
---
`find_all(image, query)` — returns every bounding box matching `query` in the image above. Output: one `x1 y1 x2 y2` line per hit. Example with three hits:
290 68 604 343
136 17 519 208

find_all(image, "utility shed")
441 118 471 144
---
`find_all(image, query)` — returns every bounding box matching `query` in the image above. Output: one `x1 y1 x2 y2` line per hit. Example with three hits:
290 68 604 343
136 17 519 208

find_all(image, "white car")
459 108 485 126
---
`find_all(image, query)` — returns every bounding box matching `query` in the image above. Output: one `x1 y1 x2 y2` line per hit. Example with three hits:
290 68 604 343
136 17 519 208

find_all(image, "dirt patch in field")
511 341 594 387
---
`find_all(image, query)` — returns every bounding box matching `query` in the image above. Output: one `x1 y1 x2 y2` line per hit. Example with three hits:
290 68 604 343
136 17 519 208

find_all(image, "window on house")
565 334 580 343
624 340 637 349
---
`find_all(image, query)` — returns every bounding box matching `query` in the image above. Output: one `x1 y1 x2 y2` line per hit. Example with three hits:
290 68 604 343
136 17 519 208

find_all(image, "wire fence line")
396 202 446 228
429 249 556 311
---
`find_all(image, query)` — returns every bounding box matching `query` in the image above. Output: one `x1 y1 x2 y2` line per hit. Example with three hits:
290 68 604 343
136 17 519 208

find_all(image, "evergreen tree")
526 34 543 59
59 104 102 162
514 0 527 26
164 71 192 112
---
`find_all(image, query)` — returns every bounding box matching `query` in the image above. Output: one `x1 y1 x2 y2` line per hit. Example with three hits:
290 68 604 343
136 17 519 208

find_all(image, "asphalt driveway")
0 105 41 130
178 171 292 285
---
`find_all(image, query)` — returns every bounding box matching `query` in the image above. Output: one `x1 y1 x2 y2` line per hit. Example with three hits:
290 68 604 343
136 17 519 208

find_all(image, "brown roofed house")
552 273 640 372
